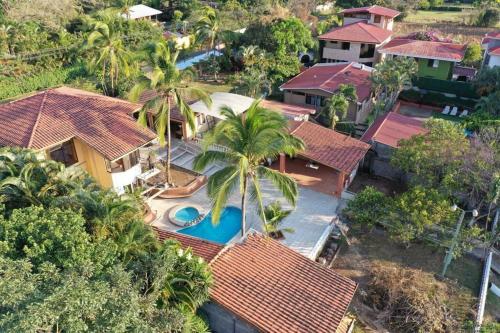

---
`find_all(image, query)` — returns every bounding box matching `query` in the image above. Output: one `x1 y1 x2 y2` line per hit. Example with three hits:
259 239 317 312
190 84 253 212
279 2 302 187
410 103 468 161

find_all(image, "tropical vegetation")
0 147 212 332
193 102 304 236
129 41 211 184
320 83 357 129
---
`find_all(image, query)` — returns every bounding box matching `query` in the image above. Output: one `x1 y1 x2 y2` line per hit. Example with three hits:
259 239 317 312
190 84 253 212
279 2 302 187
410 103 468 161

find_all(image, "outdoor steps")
171 151 195 166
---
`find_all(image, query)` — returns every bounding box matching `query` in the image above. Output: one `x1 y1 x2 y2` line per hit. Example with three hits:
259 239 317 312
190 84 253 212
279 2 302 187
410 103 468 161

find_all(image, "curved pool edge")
167 204 204 227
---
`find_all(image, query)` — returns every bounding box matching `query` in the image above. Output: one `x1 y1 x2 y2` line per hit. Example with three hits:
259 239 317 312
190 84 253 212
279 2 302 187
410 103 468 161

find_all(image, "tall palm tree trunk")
166 98 173 185
240 176 248 236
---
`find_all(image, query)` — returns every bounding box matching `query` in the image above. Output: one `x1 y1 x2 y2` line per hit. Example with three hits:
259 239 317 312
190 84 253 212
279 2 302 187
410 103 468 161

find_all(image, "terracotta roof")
318 21 392 44
361 112 426 148
489 46 500 56
280 63 373 102
482 31 500 47
210 233 357 333
290 120 370 173
378 38 466 62
0 87 156 160
342 5 400 18
153 226 224 262
261 100 316 116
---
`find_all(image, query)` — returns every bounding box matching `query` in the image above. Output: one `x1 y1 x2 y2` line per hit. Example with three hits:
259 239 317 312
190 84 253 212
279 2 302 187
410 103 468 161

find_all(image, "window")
359 44 375 58
374 15 381 23
305 94 323 107
129 150 140 167
341 42 350 50
49 140 78 167
427 59 439 68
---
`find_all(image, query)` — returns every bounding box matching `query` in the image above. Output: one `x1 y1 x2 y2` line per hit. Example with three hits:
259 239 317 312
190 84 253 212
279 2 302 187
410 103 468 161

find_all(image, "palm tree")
371 57 417 112
84 13 131 96
322 84 357 129
194 6 221 53
193 102 304 236
129 41 211 184
263 201 294 238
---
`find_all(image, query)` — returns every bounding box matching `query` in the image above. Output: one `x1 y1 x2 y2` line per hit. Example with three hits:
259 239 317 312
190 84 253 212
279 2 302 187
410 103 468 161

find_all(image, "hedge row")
412 77 479 99
0 65 87 101
400 89 477 109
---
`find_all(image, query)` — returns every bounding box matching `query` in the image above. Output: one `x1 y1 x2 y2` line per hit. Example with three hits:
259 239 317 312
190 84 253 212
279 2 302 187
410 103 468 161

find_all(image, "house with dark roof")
280 62 375 124
0 87 157 193
378 38 467 80
271 120 370 197
154 227 358 333
481 31 500 69
318 5 399 66
361 109 427 180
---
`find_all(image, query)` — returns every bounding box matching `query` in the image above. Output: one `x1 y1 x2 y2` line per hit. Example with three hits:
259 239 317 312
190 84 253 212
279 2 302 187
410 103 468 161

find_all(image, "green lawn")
189 80 234 94
404 10 473 24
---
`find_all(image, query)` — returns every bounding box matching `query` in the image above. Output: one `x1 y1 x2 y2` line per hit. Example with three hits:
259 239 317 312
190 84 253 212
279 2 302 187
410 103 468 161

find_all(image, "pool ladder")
186 213 205 226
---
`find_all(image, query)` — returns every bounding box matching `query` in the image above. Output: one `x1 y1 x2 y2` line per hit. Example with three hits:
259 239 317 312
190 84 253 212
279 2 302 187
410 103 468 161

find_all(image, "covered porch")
270 155 346 197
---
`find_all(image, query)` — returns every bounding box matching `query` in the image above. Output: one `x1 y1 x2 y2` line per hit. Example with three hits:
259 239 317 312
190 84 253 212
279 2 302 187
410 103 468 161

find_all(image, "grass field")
189 80 233 94
404 10 473 25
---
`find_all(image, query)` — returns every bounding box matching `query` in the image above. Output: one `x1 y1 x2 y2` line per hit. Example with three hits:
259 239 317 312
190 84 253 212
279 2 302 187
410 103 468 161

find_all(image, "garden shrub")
343 186 391 229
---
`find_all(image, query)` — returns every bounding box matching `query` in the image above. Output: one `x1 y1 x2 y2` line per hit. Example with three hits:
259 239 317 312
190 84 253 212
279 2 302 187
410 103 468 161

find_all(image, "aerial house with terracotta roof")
280 62 375 124
318 5 399 66
378 38 467 80
361 110 427 180
0 87 157 193
272 120 370 197
481 31 500 69
154 228 358 333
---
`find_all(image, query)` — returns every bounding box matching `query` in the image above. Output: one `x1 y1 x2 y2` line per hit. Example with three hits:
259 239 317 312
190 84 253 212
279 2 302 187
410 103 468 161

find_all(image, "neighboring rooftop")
378 38 467 62
0 87 156 160
210 232 357 333
361 112 426 148
482 31 500 47
488 46 500 56
260 99 316 118
190 92 255 119
124 4 162 20
342 5 401 18
153 226 223 262
280 63 373 101
290 120 371 173
318 21 393 44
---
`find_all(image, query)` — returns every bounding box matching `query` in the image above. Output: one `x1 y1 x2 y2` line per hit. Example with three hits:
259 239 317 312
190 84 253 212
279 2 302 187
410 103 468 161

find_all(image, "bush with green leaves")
343 186 391 229
0 148 213 332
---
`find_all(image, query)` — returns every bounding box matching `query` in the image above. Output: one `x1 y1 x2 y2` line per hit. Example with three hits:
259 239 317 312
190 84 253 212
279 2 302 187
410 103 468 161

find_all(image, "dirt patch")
348 172 406 197
147 165 198 187
332 227 499 331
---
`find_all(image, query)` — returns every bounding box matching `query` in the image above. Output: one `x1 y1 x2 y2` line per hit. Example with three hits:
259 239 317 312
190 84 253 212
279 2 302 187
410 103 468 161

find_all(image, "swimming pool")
175 207 199 223
177 206 242 244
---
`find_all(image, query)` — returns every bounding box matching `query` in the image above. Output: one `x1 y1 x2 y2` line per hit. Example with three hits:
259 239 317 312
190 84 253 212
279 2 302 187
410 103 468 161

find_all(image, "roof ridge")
319 63 350 90
27 90 49 148
359 21 390 41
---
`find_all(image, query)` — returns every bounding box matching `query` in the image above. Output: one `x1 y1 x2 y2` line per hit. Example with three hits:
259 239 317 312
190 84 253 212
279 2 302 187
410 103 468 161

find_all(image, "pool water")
175 207 200 223
177 206 242 244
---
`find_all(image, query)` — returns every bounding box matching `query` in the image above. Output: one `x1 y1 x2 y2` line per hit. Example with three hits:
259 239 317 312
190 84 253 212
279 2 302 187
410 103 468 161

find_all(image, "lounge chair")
459 110 468 117
442 106 451 115
450 107 458 116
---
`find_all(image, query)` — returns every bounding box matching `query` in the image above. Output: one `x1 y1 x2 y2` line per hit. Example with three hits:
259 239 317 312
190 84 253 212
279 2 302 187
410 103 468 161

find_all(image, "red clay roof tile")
318 21 392 44
210 233 357 333
280 63 373 102
342 5 400 18
378 38 466 62
290 120 370 173
0 87 156 160
361 112 427 148
153 226 224 262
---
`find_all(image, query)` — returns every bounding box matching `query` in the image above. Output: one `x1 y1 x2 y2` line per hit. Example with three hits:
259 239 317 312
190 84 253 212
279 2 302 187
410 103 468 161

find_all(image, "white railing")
190 137 229 153
111 164 142 195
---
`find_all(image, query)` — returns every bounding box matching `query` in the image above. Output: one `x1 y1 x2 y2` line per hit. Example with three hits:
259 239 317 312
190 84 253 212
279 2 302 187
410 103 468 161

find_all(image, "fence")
413 77 479 99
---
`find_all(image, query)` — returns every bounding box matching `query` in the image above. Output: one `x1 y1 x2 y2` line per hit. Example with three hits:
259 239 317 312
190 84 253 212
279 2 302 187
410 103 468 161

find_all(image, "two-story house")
280 62 374 124
378 38 467 80
0 87 157 194
481 31 500 68
318 5 400 66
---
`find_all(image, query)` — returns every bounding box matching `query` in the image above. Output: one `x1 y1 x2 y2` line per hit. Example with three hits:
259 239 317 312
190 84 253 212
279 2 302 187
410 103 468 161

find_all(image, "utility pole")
441 209 465 278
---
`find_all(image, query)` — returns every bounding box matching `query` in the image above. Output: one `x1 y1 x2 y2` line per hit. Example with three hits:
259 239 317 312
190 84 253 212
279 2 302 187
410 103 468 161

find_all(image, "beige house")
280 62 374 124
318 5 399 66
0 87 157 194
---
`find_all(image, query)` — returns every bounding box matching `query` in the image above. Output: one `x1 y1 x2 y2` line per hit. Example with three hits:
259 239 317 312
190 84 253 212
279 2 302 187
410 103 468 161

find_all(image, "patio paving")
148 142 339 259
